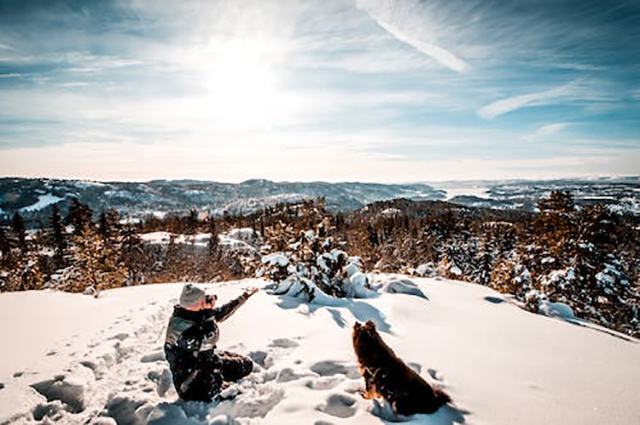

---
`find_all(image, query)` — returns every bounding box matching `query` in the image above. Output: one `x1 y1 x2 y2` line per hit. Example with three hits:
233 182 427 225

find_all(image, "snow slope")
19 194 64 212
0 277 638 425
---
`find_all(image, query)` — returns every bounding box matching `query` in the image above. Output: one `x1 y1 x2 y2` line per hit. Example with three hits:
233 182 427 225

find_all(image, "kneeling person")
165 284 258 401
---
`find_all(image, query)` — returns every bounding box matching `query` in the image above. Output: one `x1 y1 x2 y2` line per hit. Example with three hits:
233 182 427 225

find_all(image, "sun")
203 38 287 128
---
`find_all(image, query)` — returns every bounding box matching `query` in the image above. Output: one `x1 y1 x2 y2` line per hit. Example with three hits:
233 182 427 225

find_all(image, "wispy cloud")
478 83 577 119
523 122 572 141
0 73 21 78
369 17 469 73
358 0 469 73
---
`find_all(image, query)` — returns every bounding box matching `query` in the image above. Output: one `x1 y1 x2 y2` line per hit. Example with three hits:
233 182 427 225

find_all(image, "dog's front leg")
360 367 378 399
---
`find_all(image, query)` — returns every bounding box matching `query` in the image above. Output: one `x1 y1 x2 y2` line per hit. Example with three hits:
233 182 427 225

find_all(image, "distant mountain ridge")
0 178 446 224
0 176 638 225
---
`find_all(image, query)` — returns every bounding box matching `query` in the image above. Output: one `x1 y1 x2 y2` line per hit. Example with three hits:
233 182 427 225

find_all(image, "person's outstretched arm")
212 288 258 322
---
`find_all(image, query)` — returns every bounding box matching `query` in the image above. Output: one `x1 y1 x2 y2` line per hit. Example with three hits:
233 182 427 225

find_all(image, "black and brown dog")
352 320 451 415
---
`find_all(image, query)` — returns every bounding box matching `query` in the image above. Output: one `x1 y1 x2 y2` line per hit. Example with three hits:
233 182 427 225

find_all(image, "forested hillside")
0 192 637 336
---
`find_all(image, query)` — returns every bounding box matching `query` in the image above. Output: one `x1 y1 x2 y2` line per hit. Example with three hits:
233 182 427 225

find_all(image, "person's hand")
243 287 259 298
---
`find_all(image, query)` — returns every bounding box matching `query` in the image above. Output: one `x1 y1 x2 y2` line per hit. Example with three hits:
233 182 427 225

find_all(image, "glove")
243 287 259 298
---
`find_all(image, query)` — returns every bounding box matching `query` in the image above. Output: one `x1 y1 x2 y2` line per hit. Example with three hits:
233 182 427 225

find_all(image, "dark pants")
177 350 253 402
219 350 254 383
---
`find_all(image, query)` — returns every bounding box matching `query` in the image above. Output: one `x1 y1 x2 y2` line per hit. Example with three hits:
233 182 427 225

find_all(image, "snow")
449 265 462 276
441 187 490 200
1 278 639 425
370 275 428 299
218 236 259 255
262 253 289 268
140 232 211 247
19 194 64 212
74 181 107 188
104 190 135 199
140 231 261 254
596 272 616 286
539 300 575 319
218 229 263 255
211 194 309 217
226 229 261 245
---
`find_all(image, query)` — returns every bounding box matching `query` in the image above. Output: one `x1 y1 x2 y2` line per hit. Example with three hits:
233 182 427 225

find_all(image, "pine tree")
61 228 128 293
0 226 11 267
185 208 199 235
473 237 495 286
12 212 27 255
367 223 379 248
207 217 219 257
67 197 93 236
98 209 121 241
534 191 576 257
121 223 144 284
4 253 44 291
49 204 67 267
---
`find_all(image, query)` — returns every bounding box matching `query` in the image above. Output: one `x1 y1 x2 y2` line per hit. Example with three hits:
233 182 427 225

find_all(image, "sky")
0 0 639 183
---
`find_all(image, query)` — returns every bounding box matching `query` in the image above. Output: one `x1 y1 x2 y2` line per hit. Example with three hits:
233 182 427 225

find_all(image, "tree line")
0 193 637 336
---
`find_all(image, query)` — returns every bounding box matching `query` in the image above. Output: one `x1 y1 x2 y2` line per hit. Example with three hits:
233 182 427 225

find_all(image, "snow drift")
0 277 638 425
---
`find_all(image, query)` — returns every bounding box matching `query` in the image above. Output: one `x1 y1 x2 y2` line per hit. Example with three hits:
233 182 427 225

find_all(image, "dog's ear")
354 322 362 330
365 320 376 330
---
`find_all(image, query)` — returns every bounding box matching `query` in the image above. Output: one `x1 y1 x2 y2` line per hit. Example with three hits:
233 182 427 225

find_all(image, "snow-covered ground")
140 232 211 247
139 229 261 255
442 188 489 200
1 277 639 425
19 194 64 212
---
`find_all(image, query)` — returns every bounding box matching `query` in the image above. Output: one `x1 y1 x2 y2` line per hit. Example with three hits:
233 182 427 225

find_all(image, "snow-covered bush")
523 289 574 319
490 257 531 298
258 230 376 303
262 248 376 303
414 263 436 277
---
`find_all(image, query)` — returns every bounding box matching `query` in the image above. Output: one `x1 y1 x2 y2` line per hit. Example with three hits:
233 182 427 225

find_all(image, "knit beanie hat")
179 284 206 308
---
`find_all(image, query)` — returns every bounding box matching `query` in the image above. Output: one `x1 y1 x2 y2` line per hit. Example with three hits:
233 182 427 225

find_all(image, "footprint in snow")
79 360 102 379
276 367 313 383
316 393 358 418
310 361 347 377
248 350 270 369
408 362 422 374
268 338 299 349
305 375 344 391
109 332 129 341
428 368 444 382
140 351 165 363
310 361 360 379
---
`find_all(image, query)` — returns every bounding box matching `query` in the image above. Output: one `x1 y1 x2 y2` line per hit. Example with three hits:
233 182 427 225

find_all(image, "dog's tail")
435 387 452 407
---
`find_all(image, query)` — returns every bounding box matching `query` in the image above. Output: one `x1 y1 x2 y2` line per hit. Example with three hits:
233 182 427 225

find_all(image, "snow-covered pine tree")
473 236 496 286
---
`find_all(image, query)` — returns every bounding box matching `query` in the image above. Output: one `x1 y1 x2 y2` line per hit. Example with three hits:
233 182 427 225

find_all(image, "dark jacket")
164 293 249 400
